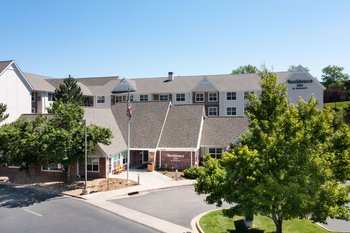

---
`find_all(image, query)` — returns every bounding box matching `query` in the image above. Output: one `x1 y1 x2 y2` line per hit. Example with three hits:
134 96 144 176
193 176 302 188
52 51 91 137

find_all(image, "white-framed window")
209 148 223 159
97 96 105 103
31 108 36 114
208 92 218 102
244 91 254 100
226 92 236 100
42 163 61 172
159 94 169 101
140 95 148 101
87 157 99 172
195 93 204 102
208 107 218 116
31 92 36 102
48 93 55 101
115 95 127 103
176 93 185 102
227 107 237 116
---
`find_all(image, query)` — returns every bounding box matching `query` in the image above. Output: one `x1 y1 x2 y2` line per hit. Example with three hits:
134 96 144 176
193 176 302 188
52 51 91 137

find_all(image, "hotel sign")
166 154 185 162
288 79 313 90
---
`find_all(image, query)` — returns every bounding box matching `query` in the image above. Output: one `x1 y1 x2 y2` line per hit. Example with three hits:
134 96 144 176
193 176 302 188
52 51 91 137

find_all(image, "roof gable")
0 60 13 76
112 78 136 94
192 76 218 92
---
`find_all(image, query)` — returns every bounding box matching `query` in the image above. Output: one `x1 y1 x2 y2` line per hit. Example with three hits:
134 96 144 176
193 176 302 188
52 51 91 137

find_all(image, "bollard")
175 169 179 181
137 173 140 185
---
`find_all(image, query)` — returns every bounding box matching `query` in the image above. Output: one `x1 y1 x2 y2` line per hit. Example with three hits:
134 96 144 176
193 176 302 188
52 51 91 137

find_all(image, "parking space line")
24 209 42 217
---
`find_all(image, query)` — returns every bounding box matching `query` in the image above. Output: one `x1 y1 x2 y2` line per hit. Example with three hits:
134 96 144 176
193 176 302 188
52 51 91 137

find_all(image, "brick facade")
156 150 198 170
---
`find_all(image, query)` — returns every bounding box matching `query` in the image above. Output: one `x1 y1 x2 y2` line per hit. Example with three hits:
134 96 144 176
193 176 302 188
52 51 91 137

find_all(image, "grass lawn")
324 101 350 120
199 210 345 233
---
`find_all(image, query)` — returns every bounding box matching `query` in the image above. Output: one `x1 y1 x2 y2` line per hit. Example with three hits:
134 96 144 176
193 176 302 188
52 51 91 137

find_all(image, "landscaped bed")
199 210 345 233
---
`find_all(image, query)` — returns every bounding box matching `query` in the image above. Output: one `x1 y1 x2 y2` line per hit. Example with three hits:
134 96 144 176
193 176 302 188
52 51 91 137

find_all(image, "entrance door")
142 150 149 164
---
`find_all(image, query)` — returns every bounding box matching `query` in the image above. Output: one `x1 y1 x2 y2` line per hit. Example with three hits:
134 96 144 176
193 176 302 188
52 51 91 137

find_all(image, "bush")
183 166 203 179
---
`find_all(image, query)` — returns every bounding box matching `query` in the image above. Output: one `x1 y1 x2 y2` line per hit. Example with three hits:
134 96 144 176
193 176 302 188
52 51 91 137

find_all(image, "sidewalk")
82 169 195 233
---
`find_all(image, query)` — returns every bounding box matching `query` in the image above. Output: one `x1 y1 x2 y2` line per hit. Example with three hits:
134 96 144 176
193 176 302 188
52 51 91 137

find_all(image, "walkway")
83 169 195 233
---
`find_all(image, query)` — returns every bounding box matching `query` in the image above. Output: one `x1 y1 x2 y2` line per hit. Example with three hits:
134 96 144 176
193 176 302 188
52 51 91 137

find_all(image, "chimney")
168 72 174 81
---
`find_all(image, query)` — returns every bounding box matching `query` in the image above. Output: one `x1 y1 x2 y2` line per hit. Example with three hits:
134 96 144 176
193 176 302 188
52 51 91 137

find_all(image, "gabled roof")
158 105 204 148
83 108 127 155
0 60 13 76
111 101 170 149
192 76 218 92
200 117 249 147
24 73 56 92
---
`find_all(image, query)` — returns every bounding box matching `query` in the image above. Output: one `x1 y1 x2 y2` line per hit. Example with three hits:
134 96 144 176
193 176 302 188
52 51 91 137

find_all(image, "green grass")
199 210 345 233
325 101 350 120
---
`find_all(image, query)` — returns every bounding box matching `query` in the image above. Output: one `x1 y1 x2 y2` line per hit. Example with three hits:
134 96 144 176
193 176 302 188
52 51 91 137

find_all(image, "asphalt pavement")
0 184 159 233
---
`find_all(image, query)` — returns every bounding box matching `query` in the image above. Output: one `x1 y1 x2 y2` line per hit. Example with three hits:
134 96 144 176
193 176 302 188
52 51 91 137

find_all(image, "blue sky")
1 0 349 79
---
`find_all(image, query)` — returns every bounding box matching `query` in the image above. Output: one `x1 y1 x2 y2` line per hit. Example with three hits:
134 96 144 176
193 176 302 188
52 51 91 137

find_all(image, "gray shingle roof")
24 73 56 92
0 60 13 75
200 117 249 147
111 101 170 149
83 107 127 155
158 105 204 148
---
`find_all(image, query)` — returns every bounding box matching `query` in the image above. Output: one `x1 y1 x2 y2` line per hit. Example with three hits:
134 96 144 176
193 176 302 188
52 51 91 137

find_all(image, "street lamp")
112 78 135 184
81 119 89 195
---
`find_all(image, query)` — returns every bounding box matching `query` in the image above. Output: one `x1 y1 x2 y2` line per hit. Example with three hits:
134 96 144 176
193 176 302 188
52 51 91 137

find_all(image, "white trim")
87 156 100 173
208 106 218 116
207 92 218 102
41 163 61 172
175 93 186 102
156 102 172 148
226 106 237 116
195 92 204 102
157 147 199 151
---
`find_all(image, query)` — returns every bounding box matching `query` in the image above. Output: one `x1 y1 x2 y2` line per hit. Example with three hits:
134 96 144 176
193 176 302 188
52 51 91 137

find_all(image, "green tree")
288 65 310 72
321 65 349 87
54 75 84 105
196 69 350 233
0 103 9 123
232 65 259 74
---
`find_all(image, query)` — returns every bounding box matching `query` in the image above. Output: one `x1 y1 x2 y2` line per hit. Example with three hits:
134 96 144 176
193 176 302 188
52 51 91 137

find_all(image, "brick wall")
157 150 197 170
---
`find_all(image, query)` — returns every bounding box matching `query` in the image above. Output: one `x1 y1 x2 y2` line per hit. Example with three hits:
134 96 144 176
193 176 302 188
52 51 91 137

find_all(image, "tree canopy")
0 103 9 123
54 75 84 105
0 102 112 177
321 65 349 87
195 69 350 233
232 65 259 74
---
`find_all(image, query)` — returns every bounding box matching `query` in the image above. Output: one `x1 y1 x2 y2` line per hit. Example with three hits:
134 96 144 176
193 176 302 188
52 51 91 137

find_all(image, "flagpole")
126 84 130 185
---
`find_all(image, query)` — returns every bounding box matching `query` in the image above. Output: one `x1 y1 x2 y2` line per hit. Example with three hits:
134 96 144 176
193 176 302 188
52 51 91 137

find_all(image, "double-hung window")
195 93 204 102
226 107 237 116
48 93 55 101
244 91 254 100
208 92 218 102
87 157 99 172
226 92 236 100
97 96 105 103
208 107 218 116
176 93 185 102
209 148 223 159
140 95 148 101
159 94 169 101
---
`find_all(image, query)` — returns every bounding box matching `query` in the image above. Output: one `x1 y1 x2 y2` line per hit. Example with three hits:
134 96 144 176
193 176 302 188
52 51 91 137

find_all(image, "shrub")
183 166 203 179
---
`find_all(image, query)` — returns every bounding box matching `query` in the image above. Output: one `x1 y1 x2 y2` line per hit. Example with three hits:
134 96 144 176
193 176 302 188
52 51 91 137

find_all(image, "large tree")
0 103 9 123
321 65 349 87
232 65 259 74
54 75 84 105
0 102 112 179
195 69 350 233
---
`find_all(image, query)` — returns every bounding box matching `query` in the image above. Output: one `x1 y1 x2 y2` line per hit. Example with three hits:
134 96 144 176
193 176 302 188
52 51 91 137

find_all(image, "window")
195 93 204 102
97 96 105 103
115 95 127 103
227 107 237 116
31 92 36 102
159 94 169 101
31 108 37 114
87 157 99 172
208 92 218 102
176 93 185 102
226 92 236 100
209 148 223 159
48 93 55 101
208 107 218 116
42 163 61 172
244 91 254 100
140 95 148 101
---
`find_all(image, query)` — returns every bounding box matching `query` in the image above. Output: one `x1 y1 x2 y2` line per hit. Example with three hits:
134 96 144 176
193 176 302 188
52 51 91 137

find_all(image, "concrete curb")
191 209 223 233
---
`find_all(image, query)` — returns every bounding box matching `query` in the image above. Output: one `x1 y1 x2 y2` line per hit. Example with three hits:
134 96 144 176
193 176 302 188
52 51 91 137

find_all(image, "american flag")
127 96 132 119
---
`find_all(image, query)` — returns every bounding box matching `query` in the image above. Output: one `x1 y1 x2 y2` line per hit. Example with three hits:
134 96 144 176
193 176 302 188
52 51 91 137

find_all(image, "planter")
147 162 154 172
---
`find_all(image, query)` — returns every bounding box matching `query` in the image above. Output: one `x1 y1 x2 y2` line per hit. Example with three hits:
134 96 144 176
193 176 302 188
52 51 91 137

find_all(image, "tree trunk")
275 220 283 233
